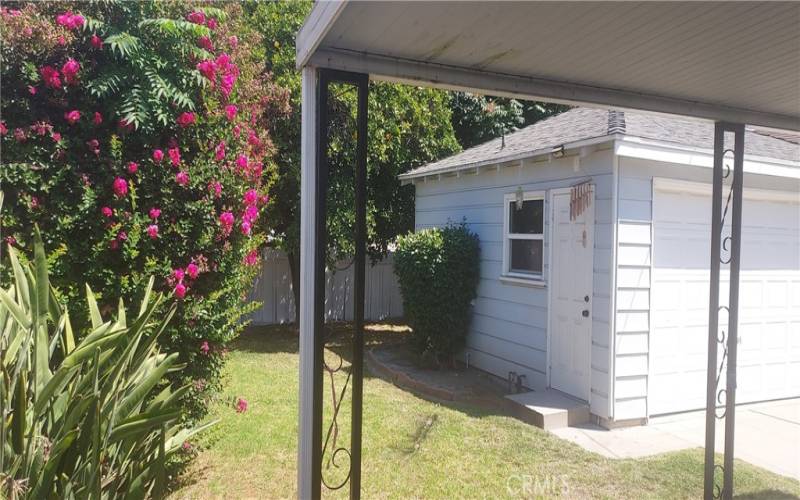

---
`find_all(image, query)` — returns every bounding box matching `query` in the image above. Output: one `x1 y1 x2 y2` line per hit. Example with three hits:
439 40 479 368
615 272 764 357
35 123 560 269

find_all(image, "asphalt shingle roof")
402 108 800 179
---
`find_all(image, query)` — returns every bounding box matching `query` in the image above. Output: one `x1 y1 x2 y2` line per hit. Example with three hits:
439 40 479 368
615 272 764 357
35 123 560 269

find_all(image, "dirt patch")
366 343 513 411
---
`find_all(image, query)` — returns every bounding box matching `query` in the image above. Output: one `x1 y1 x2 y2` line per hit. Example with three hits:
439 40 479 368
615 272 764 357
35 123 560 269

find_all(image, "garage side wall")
413 148 615 418
615 155 800 421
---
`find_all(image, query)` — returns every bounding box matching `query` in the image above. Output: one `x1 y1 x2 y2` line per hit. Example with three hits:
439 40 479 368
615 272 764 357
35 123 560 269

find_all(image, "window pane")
510 239 543 274
509 199 543 234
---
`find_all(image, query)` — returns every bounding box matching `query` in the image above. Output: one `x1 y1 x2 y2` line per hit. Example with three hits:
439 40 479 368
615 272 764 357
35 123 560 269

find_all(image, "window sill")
499 275 547 288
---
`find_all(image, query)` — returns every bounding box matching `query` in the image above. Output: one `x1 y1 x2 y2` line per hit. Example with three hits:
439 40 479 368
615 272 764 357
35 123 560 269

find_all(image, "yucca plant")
0 226 214 499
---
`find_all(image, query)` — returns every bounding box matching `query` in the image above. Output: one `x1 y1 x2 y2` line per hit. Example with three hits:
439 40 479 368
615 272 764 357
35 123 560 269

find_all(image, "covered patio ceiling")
298 1 800 131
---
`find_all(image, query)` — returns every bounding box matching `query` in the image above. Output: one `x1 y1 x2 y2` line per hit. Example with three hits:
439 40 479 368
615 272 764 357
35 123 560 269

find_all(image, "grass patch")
169 323 800 499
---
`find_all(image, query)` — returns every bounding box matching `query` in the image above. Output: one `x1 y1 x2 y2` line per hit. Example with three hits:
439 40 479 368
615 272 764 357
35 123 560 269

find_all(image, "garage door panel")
649 185 800 415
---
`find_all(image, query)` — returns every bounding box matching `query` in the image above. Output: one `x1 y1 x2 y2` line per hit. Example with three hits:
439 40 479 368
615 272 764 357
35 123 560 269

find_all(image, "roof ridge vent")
607 110 626 135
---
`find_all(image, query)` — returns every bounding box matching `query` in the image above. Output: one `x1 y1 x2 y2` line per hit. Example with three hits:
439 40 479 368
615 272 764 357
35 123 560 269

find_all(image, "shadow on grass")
735 491 799 500
234 321 519 423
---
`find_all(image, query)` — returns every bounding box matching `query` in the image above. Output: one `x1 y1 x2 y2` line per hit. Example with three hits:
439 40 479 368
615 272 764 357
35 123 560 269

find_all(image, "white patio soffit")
297 1 800 131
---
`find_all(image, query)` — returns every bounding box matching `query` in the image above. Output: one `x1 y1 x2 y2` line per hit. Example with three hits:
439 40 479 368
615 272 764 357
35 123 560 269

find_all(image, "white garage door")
650 179 800 415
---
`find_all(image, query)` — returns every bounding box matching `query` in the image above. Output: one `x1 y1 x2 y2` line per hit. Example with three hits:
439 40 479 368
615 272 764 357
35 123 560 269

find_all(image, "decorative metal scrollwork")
321 346 353 491
713 464 725 499
709 146 737 498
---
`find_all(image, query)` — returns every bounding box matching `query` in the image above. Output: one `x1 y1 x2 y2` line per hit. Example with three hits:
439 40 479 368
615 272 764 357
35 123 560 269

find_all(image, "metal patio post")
703 122 745 500
299 67 369 499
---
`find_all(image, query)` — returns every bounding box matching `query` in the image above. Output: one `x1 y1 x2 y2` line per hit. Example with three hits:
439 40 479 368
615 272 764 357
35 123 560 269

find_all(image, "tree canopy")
449 92 567 149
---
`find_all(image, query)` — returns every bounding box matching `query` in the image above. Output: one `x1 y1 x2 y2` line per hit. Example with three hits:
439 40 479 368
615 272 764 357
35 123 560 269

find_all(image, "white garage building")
401 107 800 425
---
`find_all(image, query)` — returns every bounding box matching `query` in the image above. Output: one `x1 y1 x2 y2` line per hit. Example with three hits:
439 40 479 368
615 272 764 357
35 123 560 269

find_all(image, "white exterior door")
550 188 594 401
650 181 800 415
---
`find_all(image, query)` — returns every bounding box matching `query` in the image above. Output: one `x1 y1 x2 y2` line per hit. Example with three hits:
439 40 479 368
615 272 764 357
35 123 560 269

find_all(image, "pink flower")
182 441 193 452
244 249 259 266
152 149 164 162
149 207 161 220
93 112 102 125
236 398 248 413
117 231 127 242
243 205 259 224
219 211 235 232
186 262 199 280
40 66 61 88
224 104 237 121
30 121 51 136
56 11 84 30
101 206 113 218
220 73 236 98
241 220 252 236
176 111 196 128
214 141 226 161
64 110 81 125
198 35 213 51
168 147 181 167
56 12 71 26
127 161 138 174
228 35 238 49
86 139 100 155
174 282 187 299
243 189 258 206
61 58 80 85
146 224 159 239
200 341 210 355
91 34 103 49
71 14 85 29
173 268 186 282
51 132 61 142
206 18 217 30
196 60 216 82
28 85 36 95
112 177 128 198
0 122 7 135
176 171 189 186
215 53 232 71
236 154 248 169
186 11 205 25
210 181 222 198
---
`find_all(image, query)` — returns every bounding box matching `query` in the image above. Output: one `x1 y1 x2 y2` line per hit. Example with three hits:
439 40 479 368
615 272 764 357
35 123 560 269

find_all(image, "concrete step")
505 389 590 430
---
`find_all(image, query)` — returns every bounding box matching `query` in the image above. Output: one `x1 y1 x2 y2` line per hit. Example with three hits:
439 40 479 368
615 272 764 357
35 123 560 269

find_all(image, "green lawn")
169 323 799 499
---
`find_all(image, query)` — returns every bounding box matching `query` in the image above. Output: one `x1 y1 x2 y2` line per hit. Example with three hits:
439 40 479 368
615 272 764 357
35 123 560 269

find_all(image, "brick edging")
365 348 460 402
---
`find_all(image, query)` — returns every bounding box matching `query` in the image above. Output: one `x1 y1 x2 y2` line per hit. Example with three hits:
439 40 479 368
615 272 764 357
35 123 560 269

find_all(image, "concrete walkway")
552 399 800 480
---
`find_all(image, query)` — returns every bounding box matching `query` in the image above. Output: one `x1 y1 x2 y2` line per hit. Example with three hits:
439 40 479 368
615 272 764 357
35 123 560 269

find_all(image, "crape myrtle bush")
0 1 289 419
394 223 480 364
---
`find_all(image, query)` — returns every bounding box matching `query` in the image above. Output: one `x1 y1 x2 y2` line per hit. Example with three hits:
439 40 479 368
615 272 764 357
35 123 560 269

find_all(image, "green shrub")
394 223 480 363
0 228 213 499
0 2 288 419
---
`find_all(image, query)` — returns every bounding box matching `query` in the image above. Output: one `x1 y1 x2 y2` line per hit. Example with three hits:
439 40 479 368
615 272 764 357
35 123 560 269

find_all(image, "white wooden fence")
247 249 403 325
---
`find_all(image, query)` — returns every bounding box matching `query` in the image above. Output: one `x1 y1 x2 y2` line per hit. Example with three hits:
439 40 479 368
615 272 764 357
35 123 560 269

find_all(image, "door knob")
582 309 589 318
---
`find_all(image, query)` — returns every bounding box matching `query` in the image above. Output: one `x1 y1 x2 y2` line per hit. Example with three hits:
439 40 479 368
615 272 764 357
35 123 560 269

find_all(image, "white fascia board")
615 137 800 179
654 178 799 203
296 1 348 70
308 48 800 132
399 135 617 182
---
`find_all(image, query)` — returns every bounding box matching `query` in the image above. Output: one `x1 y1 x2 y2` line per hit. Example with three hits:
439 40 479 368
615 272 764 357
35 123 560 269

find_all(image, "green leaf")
86 284 103 330
0 286 31 330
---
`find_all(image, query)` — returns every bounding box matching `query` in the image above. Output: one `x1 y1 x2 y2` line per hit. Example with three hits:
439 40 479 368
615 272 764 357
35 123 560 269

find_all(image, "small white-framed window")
502 191 545 280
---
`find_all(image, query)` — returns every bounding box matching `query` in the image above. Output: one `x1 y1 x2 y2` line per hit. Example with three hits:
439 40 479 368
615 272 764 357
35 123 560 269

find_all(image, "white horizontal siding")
612 170 654 420
415 149 615 415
